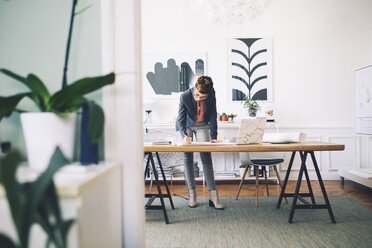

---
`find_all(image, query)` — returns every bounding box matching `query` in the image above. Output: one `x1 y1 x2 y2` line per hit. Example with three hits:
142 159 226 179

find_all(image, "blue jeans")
184 122 216 191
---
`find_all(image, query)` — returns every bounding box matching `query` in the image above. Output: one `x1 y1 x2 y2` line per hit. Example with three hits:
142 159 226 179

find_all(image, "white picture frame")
142 52 207 100
227 38 273 102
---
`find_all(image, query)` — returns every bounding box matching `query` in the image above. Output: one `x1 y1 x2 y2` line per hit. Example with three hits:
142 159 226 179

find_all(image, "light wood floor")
145 180 372 208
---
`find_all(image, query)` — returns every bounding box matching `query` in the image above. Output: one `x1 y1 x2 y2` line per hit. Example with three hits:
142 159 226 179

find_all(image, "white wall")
141 0 372 127
141 0 372 178
0 0 102 155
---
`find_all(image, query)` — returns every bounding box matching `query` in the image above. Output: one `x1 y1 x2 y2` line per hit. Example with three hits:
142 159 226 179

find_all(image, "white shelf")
0 162 122 248
339 168 372 188
145 175 279 183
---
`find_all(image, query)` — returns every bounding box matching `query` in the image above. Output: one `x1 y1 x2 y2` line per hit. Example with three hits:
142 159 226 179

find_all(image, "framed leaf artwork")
227 38 273 102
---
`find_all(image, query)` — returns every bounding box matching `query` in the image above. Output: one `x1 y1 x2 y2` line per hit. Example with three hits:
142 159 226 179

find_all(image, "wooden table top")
144 141 345 153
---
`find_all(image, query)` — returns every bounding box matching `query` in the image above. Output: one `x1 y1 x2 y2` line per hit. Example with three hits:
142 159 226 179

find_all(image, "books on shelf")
214 172 237 178
239 165 272 178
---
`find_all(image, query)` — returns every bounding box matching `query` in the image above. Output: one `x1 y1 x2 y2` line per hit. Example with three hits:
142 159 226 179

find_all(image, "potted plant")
221 112 228 121
0 148 74 248
228 114 237 122
0 69 114 171
242 96 260 117
0 1 115 171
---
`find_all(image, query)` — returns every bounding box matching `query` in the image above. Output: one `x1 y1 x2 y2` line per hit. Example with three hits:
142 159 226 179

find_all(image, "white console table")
0 162 122 248
338 134 372 188
339 168 372 188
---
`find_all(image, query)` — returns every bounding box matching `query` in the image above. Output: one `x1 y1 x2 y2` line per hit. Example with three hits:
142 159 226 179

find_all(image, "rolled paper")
262 132 306 143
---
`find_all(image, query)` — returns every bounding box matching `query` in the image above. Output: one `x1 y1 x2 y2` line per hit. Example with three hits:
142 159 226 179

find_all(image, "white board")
355 65 372 135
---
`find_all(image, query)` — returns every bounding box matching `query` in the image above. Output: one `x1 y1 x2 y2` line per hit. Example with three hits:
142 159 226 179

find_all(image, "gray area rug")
146 196 372 248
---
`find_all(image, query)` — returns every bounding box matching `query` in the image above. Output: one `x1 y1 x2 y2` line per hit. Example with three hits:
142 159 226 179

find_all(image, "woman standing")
176 76 224 210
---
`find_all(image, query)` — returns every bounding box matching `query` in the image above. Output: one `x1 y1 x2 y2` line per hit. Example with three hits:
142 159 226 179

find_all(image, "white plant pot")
20 112 77 172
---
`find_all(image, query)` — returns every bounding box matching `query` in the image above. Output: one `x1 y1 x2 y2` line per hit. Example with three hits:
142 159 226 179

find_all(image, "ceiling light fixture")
191 0 272 25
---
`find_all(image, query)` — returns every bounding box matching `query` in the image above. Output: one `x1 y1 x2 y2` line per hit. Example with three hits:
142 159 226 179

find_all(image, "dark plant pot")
1 142 11 153
249 108 257 117
80 104 98 165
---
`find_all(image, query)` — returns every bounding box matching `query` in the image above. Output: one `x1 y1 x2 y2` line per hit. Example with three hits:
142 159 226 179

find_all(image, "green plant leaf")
34 208 57 247
26 74 50 109
35 188 65 248
42 218 75 248
0 233 17 248
35 181 75 248
49 72 115 111
43 183 65 248
0 69 27 85
37 190 75 248
52 96 87 113
61 219 75 246
0 150 26 240
0 69 50 111
0 138 76 248
0 93 31 121
87 101 104 144
75 4 92 16
21 147 70 248
45 238 52 248
0 69 49 98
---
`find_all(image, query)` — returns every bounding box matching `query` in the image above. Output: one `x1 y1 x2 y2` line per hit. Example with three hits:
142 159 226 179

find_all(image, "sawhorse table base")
144 152 175 224
277 151 336 223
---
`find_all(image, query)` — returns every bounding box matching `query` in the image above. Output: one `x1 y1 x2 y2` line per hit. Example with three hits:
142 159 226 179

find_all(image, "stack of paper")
156 165 174 179
144 140 171 145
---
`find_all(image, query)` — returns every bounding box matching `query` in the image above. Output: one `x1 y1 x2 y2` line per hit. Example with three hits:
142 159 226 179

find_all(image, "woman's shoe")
209 190 224 210
188 189 197 208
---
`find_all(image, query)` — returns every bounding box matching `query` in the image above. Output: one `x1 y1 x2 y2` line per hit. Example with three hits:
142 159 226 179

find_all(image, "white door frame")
100 0 144 247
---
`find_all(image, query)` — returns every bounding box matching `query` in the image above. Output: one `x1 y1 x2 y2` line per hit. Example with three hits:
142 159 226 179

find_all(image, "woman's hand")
183 136 192 144
211 139 221 143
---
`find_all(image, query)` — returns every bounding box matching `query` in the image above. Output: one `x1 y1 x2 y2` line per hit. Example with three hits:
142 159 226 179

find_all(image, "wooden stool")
236 159 288 207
